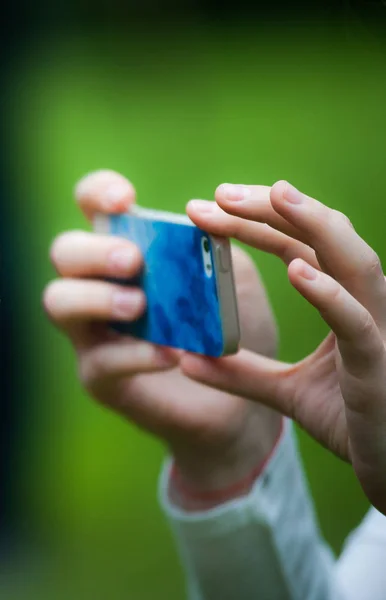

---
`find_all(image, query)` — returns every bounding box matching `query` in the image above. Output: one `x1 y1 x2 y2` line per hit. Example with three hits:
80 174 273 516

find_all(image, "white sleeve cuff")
159 419 340 600
159 418 289 535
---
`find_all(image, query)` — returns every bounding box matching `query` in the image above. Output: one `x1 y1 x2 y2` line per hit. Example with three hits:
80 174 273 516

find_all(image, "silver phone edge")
210 236 241 356
93 207 193 229
93 213 109 234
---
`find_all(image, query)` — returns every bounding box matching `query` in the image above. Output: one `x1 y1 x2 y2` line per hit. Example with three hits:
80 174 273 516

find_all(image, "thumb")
180 349 295 414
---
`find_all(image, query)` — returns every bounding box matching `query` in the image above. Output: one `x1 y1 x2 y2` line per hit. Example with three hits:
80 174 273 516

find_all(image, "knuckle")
346 248 384 283
331 209 353 229
42 280 64 317
281 241 297 265
79 346 111 389
325 277 342 305
228 217 244 241
363 249 382 277
50 230 84 267
79 349 106 388
78 357 93 388
357 309 375 338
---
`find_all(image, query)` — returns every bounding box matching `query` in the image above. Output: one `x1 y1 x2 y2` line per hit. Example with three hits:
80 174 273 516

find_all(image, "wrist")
169 408 284 511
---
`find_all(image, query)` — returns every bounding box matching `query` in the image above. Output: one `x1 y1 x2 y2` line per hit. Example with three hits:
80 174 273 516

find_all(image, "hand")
185 180 386 514
43 170 281 508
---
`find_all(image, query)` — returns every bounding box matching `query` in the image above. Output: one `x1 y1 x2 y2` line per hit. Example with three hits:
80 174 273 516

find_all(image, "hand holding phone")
45 169 280 509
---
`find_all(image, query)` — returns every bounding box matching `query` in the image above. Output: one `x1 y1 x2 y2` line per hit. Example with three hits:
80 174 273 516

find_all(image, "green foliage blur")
5 21 386 598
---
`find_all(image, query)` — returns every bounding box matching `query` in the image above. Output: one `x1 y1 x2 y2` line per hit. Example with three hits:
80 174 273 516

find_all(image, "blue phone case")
107 213 225 357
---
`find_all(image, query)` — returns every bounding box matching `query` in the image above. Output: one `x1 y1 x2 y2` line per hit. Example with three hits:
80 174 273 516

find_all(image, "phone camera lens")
201 237 213 278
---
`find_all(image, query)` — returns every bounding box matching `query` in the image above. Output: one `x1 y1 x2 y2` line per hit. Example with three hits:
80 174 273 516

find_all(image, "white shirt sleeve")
336 507 386 600
158 419 386 600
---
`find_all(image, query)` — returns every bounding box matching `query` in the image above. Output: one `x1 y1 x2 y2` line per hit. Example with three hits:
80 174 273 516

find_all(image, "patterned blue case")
108 213 224 357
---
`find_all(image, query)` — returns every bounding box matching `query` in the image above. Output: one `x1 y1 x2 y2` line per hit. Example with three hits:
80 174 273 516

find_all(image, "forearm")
160 421 344 600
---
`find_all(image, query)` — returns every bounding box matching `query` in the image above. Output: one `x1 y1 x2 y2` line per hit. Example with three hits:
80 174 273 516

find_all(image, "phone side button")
215 244 230 272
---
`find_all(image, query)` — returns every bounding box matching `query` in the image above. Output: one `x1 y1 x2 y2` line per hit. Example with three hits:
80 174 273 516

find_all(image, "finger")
214 183 308 243
187 199 320 268
75 170 136 220
270 181 386 327
180 349 295 416
79 338 178 390
288 258 385 384
43 279 146 330
50 230 142 278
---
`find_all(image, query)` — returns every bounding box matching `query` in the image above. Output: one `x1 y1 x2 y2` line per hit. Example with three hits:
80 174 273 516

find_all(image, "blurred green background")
5 20 386 599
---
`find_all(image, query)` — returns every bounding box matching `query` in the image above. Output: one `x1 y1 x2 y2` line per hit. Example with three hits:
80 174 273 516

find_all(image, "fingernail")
112 290 144 317
300 262 318 281
219 184 251 201
283 182 303 204
104 183 131 209
108 247 135 275
135 344 157 361
189 200 215 213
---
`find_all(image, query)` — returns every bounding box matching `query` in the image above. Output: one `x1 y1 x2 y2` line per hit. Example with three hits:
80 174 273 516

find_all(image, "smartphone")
94 206 240 357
